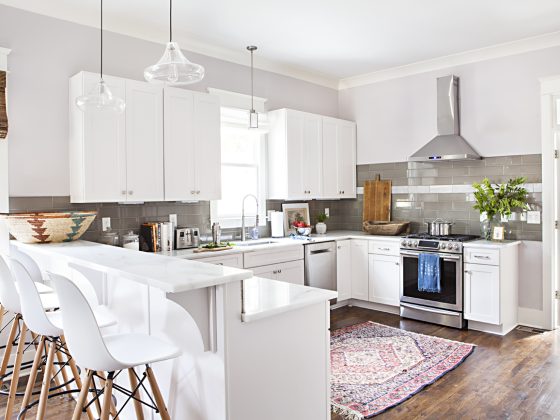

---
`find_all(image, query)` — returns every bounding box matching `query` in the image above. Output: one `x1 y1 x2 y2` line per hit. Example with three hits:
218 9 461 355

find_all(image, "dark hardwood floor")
331 306 560 419
2 306 560 419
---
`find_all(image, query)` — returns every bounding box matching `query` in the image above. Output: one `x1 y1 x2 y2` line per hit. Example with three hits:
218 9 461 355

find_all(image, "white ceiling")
3 0 560 88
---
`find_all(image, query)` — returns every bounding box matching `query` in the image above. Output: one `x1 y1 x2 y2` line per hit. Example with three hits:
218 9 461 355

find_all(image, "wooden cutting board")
193 246 233 253
362 175 392 222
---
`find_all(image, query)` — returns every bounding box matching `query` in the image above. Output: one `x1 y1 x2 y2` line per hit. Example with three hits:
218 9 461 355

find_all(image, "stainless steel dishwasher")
304 241 336 290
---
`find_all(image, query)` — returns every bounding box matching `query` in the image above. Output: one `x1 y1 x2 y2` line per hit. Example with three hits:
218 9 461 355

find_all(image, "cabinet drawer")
193 253 243 268
243 245 304 269
464 248 500 266
368 240 400 256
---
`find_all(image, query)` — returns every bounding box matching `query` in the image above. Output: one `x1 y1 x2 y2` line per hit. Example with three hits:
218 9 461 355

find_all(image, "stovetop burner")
404 233 479 242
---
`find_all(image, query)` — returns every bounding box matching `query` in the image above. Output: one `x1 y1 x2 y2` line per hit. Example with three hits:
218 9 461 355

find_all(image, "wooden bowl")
2 211 97 243
363 221 410 236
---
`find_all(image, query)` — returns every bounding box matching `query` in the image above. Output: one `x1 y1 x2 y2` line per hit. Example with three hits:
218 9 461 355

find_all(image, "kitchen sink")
233 240 278 247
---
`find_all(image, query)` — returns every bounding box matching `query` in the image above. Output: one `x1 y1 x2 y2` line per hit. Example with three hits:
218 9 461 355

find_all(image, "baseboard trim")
518 307 547 330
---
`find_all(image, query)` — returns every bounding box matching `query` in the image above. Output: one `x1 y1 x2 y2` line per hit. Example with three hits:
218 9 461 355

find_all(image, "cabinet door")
368 254 400 306
79 73 127 202
125 80 164 201
350 240 368 300
464 263 500 324
336 240 352 301
163 87 197 200
286 110 322 199
194 93 221 200
322 118 339 199
195 254 243 269
337 121 357 198
251 264 278 281
276 260 304 285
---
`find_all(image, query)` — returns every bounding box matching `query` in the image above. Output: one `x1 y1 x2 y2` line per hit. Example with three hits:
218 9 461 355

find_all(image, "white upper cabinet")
163 88 221 201
69 72 127 203
322 117 357 199
69 72 221 203
268 108 356 200
125 80 164 202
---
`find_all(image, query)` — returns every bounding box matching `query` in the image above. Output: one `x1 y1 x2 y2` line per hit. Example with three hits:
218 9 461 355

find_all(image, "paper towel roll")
271 211 284 238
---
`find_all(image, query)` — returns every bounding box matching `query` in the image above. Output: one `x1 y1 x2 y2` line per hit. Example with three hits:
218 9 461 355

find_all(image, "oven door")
400 250 463 312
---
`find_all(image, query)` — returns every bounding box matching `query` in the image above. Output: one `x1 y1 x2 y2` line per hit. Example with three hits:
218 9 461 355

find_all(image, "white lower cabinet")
368 254 400 306
464 262 500 324
193 253 243 269
350 240 369 300
251 260 304 285
336 240 352 301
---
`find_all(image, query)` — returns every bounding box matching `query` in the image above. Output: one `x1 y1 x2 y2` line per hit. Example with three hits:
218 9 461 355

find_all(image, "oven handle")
400 302 461 317
400 251 461 262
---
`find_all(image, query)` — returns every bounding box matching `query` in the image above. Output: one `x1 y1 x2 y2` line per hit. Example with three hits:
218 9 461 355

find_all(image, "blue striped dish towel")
418 253 441 293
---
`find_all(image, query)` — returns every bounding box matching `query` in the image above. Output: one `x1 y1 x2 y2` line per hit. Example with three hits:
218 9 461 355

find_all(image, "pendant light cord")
250 49 254 111
169 0 173 42
100 0 103 80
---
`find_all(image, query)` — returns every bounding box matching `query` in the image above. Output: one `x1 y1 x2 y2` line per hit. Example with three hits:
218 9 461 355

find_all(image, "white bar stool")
50 272 181 420
0 256 60 420
10 259 118 420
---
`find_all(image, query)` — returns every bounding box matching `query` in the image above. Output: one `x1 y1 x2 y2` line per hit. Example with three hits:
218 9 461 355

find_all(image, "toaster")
175 227 200 249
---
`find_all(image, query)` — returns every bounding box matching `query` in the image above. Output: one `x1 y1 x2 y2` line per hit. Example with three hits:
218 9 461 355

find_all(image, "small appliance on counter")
270 211 284 238
174 227 200 250
122 231 139 251
139 222 174 252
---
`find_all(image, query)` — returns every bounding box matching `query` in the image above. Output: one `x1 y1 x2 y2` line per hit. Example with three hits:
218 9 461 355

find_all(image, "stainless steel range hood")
409 75 481 161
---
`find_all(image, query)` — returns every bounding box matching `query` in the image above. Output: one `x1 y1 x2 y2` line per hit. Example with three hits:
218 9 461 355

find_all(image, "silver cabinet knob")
190 190 196 194
395 262 400 266
128 190 133 195
278 269 282 274
121 190 126 195
197 190 201 194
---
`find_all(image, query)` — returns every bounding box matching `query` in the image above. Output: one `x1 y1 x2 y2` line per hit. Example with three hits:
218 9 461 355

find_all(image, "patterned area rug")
331 321 475 419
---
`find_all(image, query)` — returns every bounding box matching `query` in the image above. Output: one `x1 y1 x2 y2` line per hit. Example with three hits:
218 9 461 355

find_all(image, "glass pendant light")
247 46 258 129
76 0 125 113
144 0 205 85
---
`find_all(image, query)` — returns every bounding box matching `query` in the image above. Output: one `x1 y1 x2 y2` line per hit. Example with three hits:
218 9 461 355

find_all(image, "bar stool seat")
35 282 53 294
102 333 181 371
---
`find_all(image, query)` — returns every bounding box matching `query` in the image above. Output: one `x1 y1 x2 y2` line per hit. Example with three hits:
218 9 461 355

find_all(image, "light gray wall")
339 46 560 165
0 5 338 197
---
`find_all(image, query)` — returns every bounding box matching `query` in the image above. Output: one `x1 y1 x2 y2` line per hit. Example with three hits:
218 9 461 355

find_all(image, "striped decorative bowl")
2 211 97 243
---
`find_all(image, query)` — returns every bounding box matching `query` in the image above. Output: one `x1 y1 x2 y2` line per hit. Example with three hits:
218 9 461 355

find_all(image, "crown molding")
339 31 560 90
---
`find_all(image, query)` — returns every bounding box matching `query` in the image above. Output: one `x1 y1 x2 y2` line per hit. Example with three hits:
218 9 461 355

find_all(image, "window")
211 108 267 229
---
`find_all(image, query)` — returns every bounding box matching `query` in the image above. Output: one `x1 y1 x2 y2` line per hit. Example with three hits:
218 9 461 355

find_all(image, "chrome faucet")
241 194 259 241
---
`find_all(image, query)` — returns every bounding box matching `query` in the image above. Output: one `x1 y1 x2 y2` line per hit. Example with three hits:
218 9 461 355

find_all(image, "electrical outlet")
325 208 330 218
102 217 111 232
527 211 541 224
169 214 178 228
520 212 527 222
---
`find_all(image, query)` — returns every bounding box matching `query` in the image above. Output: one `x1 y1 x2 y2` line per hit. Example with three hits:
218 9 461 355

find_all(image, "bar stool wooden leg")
72 370 93 420
97 371 119 419
36 338 57 420
5 320 27 420
61 336 94 420
100 372 115 420
145 366 170 420
128 368 145 420
0 313 20 389
0 304 5 335
19 335 46 420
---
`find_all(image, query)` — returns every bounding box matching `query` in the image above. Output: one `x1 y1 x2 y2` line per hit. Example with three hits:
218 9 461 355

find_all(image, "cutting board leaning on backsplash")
362 175 392 222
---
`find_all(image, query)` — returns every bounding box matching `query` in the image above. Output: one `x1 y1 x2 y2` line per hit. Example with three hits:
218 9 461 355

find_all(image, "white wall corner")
518 307 547 330
0 47 11 72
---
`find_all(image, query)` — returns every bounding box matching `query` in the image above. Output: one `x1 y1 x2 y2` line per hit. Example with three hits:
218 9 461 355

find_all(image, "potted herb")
472 177 529 240
315 212 329 235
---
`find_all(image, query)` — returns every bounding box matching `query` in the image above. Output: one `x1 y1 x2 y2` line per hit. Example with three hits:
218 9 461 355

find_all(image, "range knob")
406 240 413 247
412 241 419 247
439 243 446 249
453 243 460 251
447 243 454 250
401 240 407 247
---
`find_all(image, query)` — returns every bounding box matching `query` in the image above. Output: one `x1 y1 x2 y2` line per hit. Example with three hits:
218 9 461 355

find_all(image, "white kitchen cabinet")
322 117 357 199
336 240 352 301
251 260 304 285
463 242 519 335
268 109 323 200
243 245 304 269
163 87 221 201
464 263 500 324
192 253 243 269
368 254 400 306
350 240 369 300
125 80 164 201
69 72 127 203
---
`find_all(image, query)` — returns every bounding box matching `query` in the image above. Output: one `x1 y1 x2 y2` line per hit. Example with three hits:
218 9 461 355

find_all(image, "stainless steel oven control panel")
400 239 463 253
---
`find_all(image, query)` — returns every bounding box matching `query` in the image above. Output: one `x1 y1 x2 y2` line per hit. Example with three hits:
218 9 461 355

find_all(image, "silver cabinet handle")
128 190 133 195
378 247 390 251
190 190 196 194
395 262 400 266
197 190 201 194
278 269 282 274
464 270 470 274
217 263 223 266
337 245 342 249
121 190 126 195
474 255 490 260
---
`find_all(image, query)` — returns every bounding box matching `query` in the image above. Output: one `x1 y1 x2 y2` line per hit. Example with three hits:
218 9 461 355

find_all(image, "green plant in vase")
472 177 529 240
315 212 329 235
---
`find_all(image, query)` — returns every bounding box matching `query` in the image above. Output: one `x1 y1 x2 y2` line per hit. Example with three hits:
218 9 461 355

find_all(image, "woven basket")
363 221 410 236
2 211 97 243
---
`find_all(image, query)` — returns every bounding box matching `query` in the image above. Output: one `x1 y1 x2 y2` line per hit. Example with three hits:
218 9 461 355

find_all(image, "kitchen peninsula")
10 240 336 420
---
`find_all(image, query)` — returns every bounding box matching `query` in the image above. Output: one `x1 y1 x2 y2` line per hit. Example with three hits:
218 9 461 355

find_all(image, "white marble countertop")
163 230 402 260
241 277 338 322
11 240 252 293
463 239 522 249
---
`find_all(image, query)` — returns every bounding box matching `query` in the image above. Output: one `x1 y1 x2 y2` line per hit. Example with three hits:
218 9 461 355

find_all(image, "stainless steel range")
399 233 478 329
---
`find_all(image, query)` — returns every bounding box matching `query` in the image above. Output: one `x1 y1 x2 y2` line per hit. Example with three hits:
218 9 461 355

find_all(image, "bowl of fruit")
293 221 312 236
